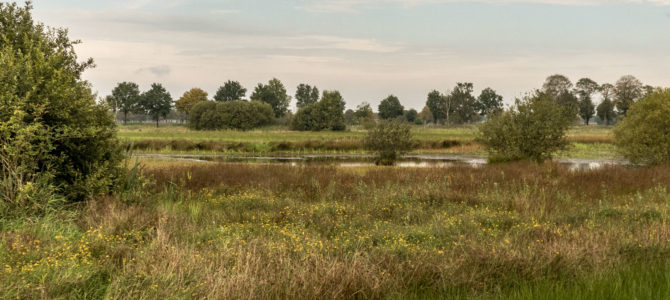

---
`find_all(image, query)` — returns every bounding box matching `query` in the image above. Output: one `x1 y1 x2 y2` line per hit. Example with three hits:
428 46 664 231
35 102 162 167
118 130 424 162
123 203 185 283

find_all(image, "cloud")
298 0 670 13
136 65 171 77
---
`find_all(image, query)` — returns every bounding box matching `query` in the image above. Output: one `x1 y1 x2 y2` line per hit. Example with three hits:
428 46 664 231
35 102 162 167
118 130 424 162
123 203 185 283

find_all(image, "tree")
418 106 434 124
0 2 123 203
251 78 291 117
295 84 319 108
575 78 599 125
449 82 479 124
426 90 446 124
344 109 356 125
476 87 503 116
597 83 616 125
111 82 141 124
354 102 374 121
140 83 172 127
378 95 404 120
614 75 643 116
175 88 208 118
542 74 573 97
597 99 615 125
365 120 414 165
477 92 573 163
613 89 670 165
214 80 246 102
404 109 418 123
290 90 346 131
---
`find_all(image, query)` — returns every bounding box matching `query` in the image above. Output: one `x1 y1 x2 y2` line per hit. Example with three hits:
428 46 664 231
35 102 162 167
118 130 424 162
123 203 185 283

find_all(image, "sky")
31 0 670 110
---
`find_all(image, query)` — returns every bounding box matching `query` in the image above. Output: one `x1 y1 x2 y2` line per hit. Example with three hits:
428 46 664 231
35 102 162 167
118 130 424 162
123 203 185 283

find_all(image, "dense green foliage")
251 78 291 117
575 78 598 125
295 83 319 108
189 100 273 131
290 90 346 131
614 75 643 116
365 120 414 165
378 95 404 119
139 83 172 127
478 92 573 162
110 82 141 124
214 80 246 102
614 89 670 165
0 2 122 205
476 87 504 116
426 90 446 124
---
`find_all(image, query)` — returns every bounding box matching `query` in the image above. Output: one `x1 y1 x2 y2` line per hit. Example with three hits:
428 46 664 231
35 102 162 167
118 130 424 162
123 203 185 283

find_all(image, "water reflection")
136 153 622 170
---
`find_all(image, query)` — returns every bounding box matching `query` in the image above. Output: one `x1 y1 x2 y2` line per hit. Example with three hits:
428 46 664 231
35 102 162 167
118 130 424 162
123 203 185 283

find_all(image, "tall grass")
2 161 669 298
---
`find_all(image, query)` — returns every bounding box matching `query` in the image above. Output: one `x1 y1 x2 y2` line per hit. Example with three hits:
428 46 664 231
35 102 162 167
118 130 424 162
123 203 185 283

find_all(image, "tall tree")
110 82 141 124
575 78 599 125
214 80 246 102
597 83 616 125
251 78 291 117
614 75 643 116
418 106 434 124
354 102 374 122
449 82 479 124
175 88 208 119
542 74 573 97
476 87 503 116
295 84 320 108
378 95 404 119
140 83 173 127
426 90 446 124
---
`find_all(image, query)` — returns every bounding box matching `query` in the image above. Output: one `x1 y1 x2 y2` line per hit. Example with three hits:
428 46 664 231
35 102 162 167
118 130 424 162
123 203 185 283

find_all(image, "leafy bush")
365 120 414 165
189 100 274 130
614 88 670 165
0 2 123 204
291 90 346 131
477 92 573 163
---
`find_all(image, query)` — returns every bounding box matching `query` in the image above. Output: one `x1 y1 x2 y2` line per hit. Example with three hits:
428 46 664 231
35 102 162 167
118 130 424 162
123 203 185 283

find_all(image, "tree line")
104 73 654 130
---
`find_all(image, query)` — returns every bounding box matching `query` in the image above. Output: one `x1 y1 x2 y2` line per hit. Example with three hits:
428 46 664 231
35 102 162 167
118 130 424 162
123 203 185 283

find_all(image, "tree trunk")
123 111 128 124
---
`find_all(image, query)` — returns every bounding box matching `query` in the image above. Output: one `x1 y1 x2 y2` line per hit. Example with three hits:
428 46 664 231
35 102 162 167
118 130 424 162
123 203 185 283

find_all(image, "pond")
134 153 625 171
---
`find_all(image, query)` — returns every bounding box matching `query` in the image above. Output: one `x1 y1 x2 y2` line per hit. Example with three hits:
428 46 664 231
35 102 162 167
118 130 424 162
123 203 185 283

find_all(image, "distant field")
118 124 618 159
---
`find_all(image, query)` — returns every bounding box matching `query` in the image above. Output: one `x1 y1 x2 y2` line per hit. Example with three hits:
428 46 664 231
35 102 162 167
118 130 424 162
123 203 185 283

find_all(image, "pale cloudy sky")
32 0 670 110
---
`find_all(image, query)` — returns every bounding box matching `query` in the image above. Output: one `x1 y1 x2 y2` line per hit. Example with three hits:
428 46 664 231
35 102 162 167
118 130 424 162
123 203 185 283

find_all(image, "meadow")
118 124 616 159
2 160 670 299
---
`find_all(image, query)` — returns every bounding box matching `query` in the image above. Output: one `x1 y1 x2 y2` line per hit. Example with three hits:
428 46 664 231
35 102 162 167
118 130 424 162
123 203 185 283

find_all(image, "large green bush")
365 120 414 165
291 90 346 131
189 100 274 130
0 2 123 206
477 92 573 163
614 88 670 165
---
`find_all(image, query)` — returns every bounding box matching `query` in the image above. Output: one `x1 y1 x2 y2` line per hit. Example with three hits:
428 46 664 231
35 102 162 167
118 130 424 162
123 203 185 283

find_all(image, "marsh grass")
2 161 669 298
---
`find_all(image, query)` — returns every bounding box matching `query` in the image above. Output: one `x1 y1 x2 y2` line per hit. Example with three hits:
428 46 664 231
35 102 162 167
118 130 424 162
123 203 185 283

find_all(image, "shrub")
365 120 414 165
0 2 123 203
613 88 670 165
189 100 274 130
477 92 573 163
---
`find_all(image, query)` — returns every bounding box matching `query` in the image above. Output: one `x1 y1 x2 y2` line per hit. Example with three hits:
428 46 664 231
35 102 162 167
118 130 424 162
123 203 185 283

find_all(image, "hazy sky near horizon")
32 0 669 110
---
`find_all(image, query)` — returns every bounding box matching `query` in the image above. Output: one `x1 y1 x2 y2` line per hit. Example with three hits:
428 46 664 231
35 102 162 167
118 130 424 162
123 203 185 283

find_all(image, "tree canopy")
110 82 141 124
251 78 291 117
378 95 404 120
214 80 247 102
175 87 208 117
295 84 320 108
140 83 172 127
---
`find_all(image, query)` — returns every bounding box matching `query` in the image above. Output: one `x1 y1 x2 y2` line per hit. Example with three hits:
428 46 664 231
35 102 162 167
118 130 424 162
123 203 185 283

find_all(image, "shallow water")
134 153 624 170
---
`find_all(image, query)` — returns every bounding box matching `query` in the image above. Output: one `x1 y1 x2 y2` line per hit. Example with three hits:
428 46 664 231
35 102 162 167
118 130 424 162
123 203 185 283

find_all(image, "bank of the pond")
132 153 626 171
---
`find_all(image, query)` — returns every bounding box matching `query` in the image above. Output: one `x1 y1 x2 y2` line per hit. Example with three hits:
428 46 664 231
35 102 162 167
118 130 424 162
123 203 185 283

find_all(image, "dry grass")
2 162 670 298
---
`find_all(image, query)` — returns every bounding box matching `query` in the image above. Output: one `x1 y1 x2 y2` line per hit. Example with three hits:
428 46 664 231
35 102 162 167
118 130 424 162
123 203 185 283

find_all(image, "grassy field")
118 124 618 159
2 160 670 298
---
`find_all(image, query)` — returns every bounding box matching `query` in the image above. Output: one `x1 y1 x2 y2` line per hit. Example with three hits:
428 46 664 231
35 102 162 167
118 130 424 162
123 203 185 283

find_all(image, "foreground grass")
3 161 668 298
118 124 617 158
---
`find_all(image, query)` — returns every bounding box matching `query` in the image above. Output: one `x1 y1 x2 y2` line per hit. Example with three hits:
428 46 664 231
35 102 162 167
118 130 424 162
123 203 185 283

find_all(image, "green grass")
2 161 670 298
118 124 618 158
